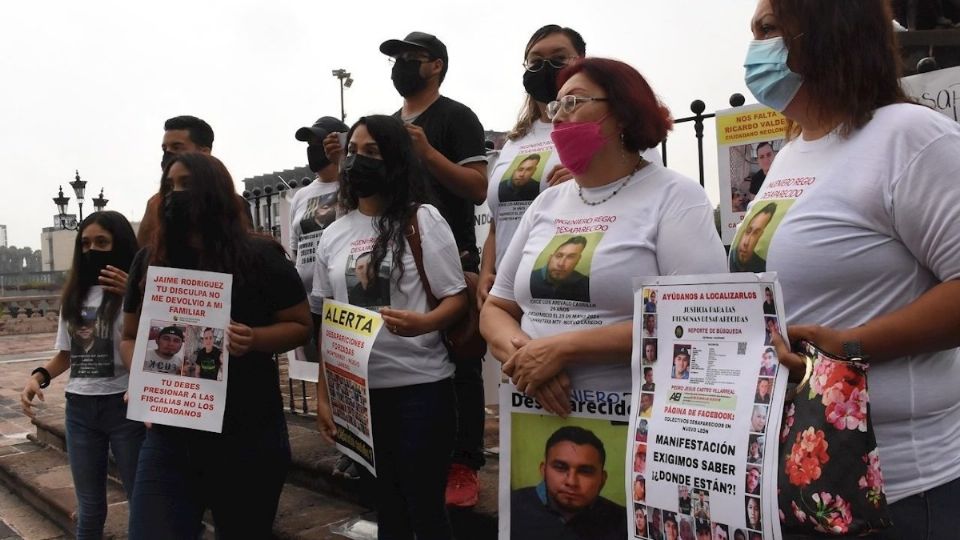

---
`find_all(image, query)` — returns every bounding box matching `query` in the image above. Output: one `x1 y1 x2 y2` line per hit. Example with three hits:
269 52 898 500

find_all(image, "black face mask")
79 249 115 288
523 63 563 105
307 145 330 173
343 154 387 198
391 58 428 98
162 191 198 268
161 151 176 171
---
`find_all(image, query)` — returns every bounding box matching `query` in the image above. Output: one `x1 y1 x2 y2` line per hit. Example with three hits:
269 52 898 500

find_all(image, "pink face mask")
550 116 610 175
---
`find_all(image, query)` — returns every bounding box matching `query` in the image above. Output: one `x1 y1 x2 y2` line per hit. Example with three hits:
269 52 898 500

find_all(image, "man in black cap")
293 115 360 480
144 326 184 375
291 116 348 303
377 30 489 507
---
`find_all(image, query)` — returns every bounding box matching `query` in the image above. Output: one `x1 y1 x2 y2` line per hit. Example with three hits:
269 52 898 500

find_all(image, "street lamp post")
331 68 353 123
52 170 106 230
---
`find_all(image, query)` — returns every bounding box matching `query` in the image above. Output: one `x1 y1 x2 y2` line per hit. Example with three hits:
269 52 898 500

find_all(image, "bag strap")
405 206 439 309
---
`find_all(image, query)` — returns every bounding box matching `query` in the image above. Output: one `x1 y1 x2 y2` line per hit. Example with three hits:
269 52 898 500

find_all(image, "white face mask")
743 37 803 112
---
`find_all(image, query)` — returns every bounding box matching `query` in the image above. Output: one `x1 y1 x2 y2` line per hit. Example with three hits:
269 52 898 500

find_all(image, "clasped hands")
503 334 572 417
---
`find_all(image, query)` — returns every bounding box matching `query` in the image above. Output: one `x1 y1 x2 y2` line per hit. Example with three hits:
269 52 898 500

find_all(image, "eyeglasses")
546 95 608 120
523 56 575 72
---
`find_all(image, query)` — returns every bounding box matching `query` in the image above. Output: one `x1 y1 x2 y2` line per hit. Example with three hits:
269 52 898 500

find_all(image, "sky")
0 0 761 250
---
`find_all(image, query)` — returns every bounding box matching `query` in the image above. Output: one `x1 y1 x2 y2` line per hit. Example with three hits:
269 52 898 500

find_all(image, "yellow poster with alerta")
715 105 788 246
320 299 383 476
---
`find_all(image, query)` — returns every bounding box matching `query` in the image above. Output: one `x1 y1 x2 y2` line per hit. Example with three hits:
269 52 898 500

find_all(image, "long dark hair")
508 25 586 141
149 152 280 284
772 0 909 138
61 211 138 327
339 115 430 288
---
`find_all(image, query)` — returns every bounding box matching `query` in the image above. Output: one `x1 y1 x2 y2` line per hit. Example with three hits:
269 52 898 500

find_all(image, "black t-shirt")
195 346 223 380
393 95 486 272
124 237 306 435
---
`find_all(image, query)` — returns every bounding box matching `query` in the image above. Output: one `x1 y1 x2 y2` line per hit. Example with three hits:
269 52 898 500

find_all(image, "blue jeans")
64 392 145 540
371 379 456 540
127 410 290 540
878 476 960 540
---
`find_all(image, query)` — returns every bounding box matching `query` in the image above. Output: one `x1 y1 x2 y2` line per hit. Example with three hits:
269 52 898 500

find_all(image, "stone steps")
0 410 499 539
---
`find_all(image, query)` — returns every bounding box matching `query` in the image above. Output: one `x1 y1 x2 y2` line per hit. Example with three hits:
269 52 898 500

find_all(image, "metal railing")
661 93 746 187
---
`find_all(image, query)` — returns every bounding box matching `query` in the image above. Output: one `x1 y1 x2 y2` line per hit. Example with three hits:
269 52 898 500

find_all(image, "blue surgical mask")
744 37 803 112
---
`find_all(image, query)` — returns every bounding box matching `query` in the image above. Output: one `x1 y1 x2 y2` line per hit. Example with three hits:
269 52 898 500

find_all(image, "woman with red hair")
480 58 725 415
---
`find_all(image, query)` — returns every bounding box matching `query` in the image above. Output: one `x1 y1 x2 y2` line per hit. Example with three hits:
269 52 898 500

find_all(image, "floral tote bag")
777 340 893 535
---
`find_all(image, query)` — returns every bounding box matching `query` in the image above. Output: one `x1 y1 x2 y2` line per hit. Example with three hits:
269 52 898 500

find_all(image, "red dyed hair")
557 58 672 152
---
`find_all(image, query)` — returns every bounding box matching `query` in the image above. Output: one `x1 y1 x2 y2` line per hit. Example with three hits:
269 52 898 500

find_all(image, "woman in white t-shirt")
480 58 726 415
313 115 467 539
477 25 585 305
744 0 960 532
20 211 144 539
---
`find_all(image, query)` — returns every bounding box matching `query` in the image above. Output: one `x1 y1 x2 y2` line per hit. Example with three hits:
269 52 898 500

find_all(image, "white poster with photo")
715 104 787 246
627 273 788 540
127 267 232 433
320 299 382 476
498 381 632 540
901 65 960 123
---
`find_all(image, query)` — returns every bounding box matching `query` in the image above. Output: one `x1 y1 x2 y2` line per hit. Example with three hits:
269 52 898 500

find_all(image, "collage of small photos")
325 364 371 437
631 288 776 539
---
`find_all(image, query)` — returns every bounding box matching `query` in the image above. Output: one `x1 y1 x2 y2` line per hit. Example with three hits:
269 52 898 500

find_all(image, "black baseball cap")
379 31 448 65
158 326 184 340
295 116 349 143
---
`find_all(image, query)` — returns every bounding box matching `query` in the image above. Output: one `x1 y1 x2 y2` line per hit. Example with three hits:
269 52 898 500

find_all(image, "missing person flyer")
127 267 232 433
628 274 788 540
716 104 787 246
320 299 381 476
498 381 631 540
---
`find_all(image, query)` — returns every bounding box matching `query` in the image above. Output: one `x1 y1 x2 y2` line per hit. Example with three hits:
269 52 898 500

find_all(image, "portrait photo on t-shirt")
345 251 391 309
529 232 601 304
729 197 794 274
498 150 550 204
67 305 114 379
299 191 339 235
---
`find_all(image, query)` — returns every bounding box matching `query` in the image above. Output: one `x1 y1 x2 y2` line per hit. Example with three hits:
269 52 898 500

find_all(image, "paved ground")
0 333 68 540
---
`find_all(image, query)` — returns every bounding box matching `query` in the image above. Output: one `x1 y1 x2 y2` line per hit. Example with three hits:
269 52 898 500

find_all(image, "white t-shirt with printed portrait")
54 286 128 395
288 178 340 312
313 204 466 389
489 162 727 394
753 103 960 503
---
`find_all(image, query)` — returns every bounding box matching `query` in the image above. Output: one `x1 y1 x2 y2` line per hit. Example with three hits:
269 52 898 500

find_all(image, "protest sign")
127 267 231 433
628 273 788 540
902 65 960 123
715 104 787 246
499 381 631 540
320 299 382 476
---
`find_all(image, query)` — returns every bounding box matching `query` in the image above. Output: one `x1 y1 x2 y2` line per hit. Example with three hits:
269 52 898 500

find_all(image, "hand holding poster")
320 299 382 476
628 273 788 540
127 267 232 433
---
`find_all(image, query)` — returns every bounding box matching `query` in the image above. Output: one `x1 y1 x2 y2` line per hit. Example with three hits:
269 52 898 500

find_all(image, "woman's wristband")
31 367 52 389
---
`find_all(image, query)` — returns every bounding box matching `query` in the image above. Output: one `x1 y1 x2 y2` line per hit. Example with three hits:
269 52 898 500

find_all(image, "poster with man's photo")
127 267 232 433
499 382 631 540
715 104 787 246
627 273 788 540
320 299 383 476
